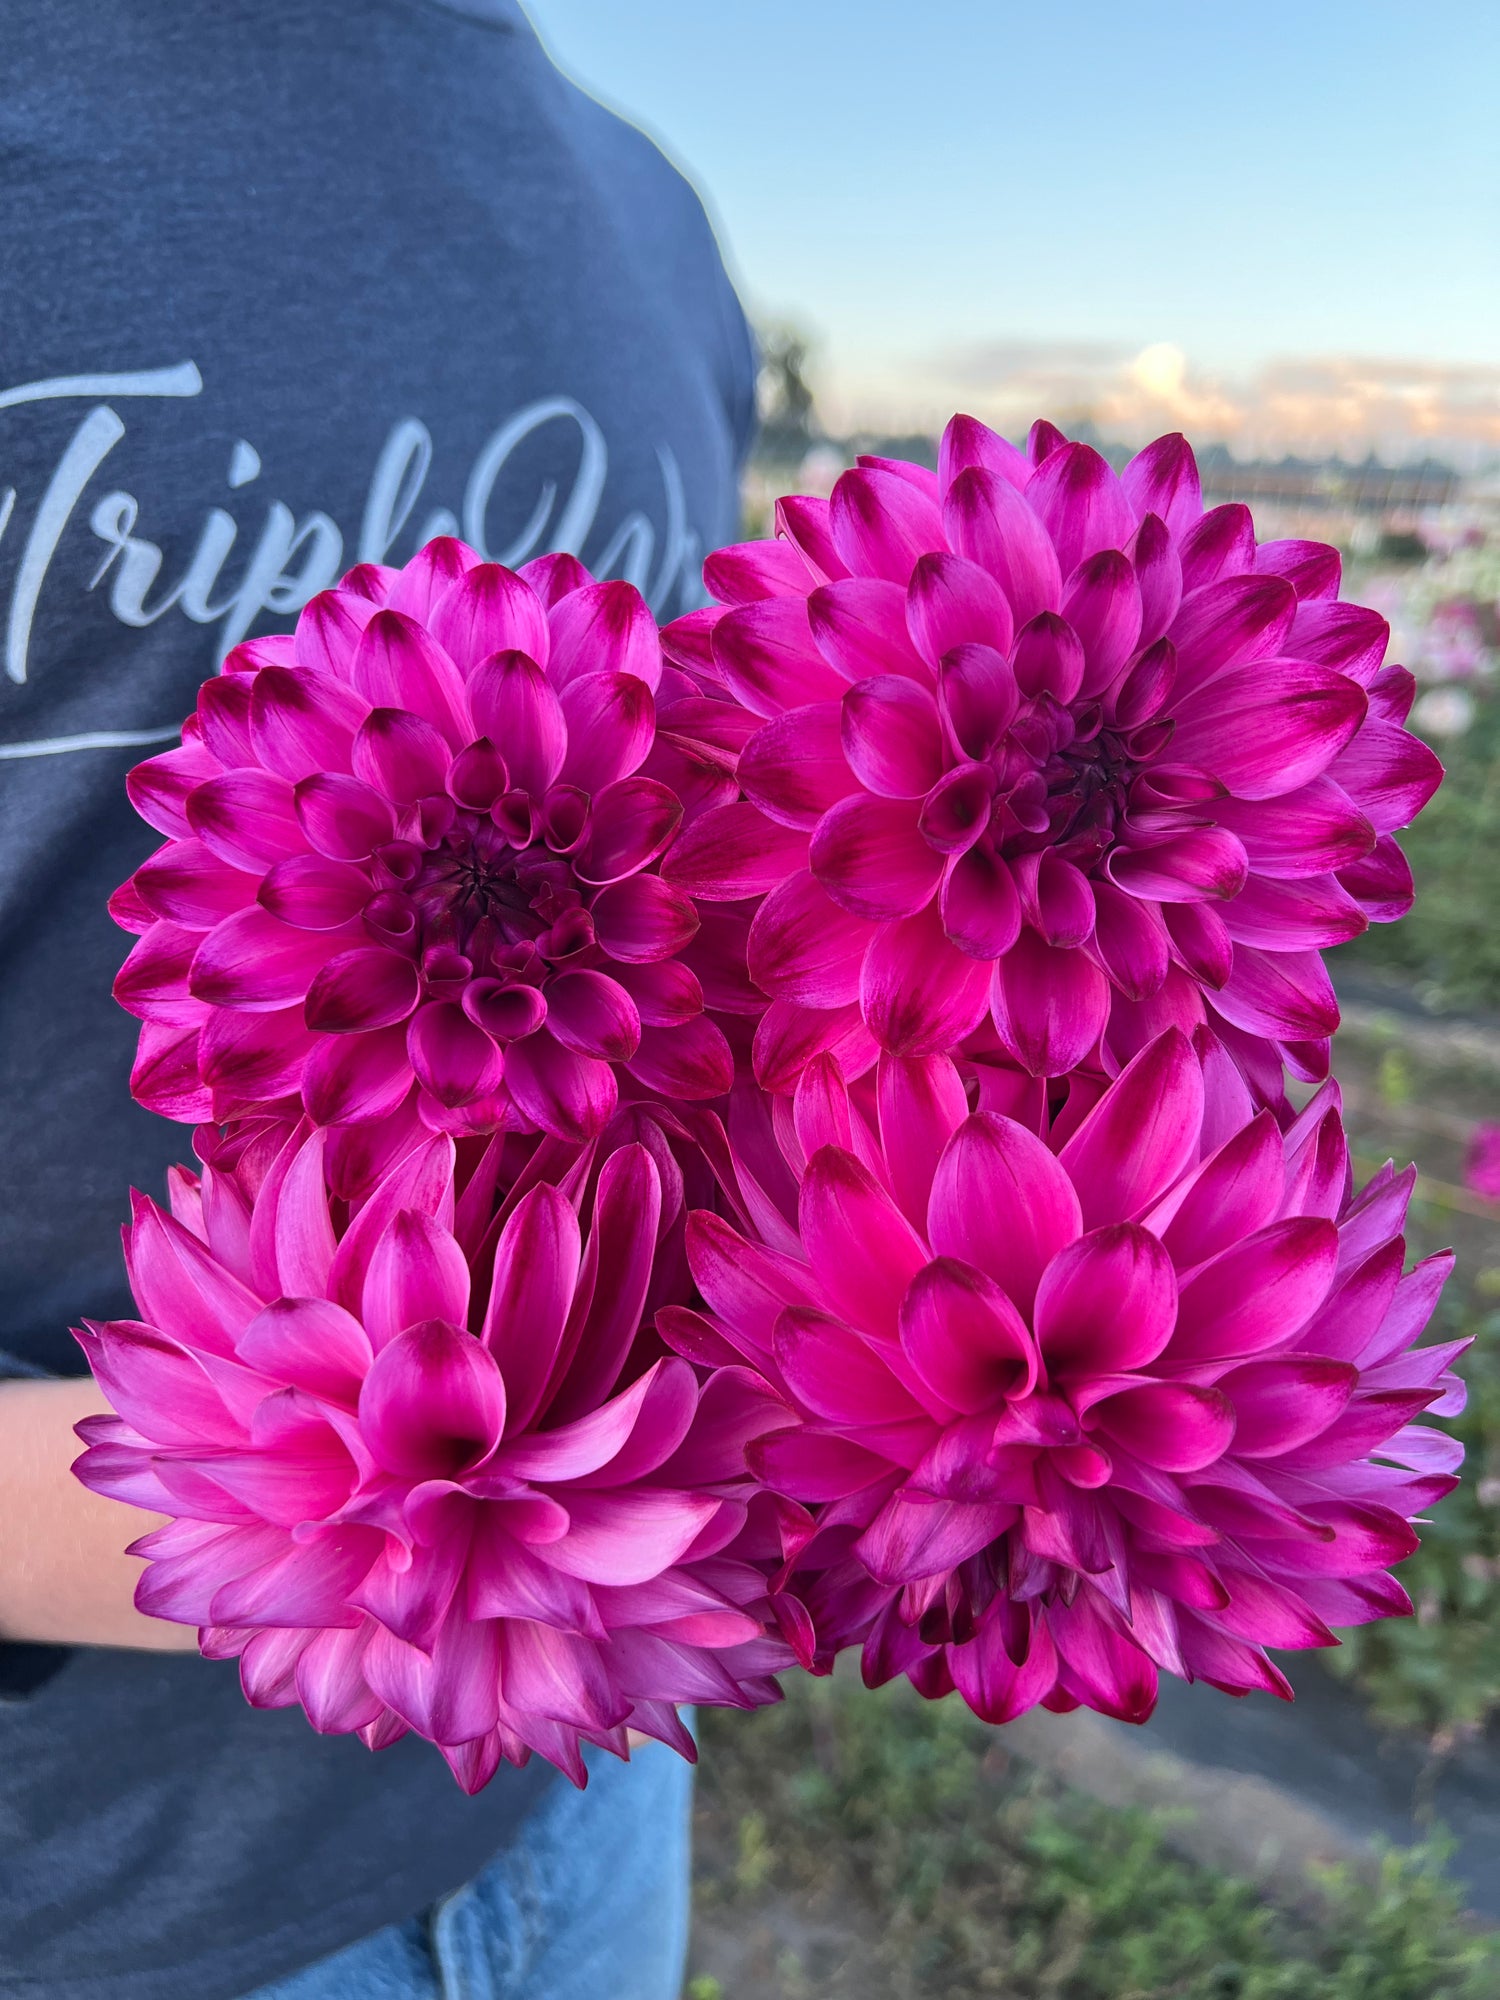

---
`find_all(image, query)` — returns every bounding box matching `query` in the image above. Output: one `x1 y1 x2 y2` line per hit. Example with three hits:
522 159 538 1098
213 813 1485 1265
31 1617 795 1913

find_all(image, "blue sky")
523 2 1499 449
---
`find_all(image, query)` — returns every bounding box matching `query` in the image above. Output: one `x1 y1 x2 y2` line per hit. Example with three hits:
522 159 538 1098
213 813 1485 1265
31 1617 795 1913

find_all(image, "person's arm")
0 1377 197 1651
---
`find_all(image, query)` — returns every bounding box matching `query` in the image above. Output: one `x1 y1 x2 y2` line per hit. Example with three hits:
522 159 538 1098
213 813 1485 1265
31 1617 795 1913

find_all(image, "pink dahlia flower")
112 538 737 1149
662 421 1442 1096
666 1029 1464 1725
1464 1121 1500 1204
73 1119 791 1790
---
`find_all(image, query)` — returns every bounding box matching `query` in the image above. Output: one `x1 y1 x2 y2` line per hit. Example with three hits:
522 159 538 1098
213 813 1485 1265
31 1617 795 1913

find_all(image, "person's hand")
0 1376 197 1651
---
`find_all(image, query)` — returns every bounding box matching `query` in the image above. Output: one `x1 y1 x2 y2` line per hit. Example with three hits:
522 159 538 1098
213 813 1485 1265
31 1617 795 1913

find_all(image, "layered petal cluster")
667 1029 1464 1725
112 539 737 1153
663 421 1442 1096
73 1118 791 1789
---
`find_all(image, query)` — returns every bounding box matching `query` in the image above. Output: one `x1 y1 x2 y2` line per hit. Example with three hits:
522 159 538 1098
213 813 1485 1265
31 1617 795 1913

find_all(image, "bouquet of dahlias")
81 422 1465 1789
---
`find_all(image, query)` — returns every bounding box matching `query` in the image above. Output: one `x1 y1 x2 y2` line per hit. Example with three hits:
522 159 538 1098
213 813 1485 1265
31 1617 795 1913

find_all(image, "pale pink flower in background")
663 1029 1463 1726
662 419 1442 1102
1464 1121 1500 1203
111 539 748 1160
73 1118 791 1790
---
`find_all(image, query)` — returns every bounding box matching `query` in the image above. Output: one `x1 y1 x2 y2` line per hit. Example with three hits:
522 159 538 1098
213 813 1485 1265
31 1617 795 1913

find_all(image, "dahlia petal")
748 868 875 1007
351 610 470 746
938 644 1021 756
1212 944 1340 1041
900 1257 1037 1413
861 901 994 1055
1062 550 1142 697
352 707 451 807
1092 1383 1234 1474
190 906 342 1012
1027 442 1134 574
1154 1110 1284 1266
544 1489 719 1586
238 1298 373 1404
359 1317 504 1479
360 1208 471 1354
78 1319 246 1448
1221 872 1366 949
127 739 220 841
1091 880 1169 998
940 842 1021 958
753 998 879 1094
1219 1356 1356 1456
776 1305 925 1425
472 1181 581 1433
1035 1224 1178 1376
518 551 591 609
799 1146 929 1342
256 853 370 932
1357 1249 1455 1369
812 793 943 921
906 550 1015 669
1023 852 1097 949
555 671 655 793
1170 1217 1340 1363
1058 1028 1203 1228
703 536 811 604
497 1622 625 1733
187 770 306 872
738 702 860 830
592 873 699 962
943 467 1061 627
989 929 1109 1077
1254 538 1342 601
1121 433 1202 539
1171 661 1366 800
1288 599 1389 681
301 1023 412 1125
303 947 421 1033
134 840 260 928
840 676 945 799
1178 503 1255 591
950 1609 1058 1725
404 1002 505 1108
1131 516 1183 651
1109 827 1248 904
386 538 483 622
712 598 846 716
364 1612 501 1747
547 578 660 692
929 1112 1082 1314
293 771 396 862
876 1053 968 1233
829 465 944 583
810 578 930 683
504 1030 615 1139
626 1016 734 1100
198 1005 314 1103
130 1019 212 1119
939 413 1031 496
1326 720 1443 833
1211 777 1375 879
429 561 549 671
293 587 381 677
858 1493 1016 1587
1169 574 1297 691
1338 833 1414 923
213 1537 374 1631
1046 1593 1158 1723
773 493 849 584
466 651 566 796
662 801 809 899
572 776 680 886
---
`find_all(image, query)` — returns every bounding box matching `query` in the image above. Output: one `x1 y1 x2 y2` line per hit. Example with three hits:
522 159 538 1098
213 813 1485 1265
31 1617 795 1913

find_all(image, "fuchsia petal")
990 928 1109 1077
810 579 930 683
906 551 1015 667
739 703 860 829
483 1182 581 1430
304 948 422 1033
840 677 945 799
1171 1218 1340 1363
713 598 847 716
469 651 567 796
1121 433 1202 540
929 1113 1082 1315
812 794 943 921
799 1147 929 1341
1035 1225 1177 1377
557 671 655 792
1062 550 1142 697
190 908 341 1012
503 1031 616 1140
861 902 994 1055
359 1318 506 1478
1172 663 1367 800
1058 1029 1203 1228
939 413 1031 494
943 467 1062 627
663 802 810 899
748 870 874 1008
829 465 944 582
547 579 660 692
1027 442 1134 575
351 611 470 747
877 1053 969 1234
429 561 549 670
900 1258 1037 1412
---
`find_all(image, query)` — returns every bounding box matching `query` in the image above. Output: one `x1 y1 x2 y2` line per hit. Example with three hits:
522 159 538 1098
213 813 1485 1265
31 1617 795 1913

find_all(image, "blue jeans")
244 1739 693 2000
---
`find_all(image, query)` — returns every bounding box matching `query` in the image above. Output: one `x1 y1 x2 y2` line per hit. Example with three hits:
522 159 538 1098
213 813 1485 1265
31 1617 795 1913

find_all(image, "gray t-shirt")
0 3 754 1993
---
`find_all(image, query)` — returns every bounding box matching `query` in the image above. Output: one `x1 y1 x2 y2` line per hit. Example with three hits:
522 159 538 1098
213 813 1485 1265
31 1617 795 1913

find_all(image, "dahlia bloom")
112 539 735 1150
73 1119 791 1790
1464 1121 1500 1204
667 1029 1464 1724
662 421 1442 1095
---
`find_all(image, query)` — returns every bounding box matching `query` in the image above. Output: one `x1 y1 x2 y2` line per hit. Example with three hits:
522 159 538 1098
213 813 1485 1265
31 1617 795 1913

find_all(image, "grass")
692 1676 1499 1999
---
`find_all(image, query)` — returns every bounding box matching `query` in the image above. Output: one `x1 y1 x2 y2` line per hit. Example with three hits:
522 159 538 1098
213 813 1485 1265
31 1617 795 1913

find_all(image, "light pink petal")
929 1112 1082 1315
303 946 421 1033
1058 1028 1203 1228
350 610 470 746
1027 442 1134 574
1121 433 1202 539
906 550 1015 668
1061 550 1142 697
800 1146 929 1341
942 467 1061 627
468 651 566 796
989 929 1109 1077
809 578 930 682
739 702 860 829
861 902 994 1055
1171 661 1367 800
1035 1223 1177 1376
358 1316 504 1478
429 561 549 672
1170 1217 1340 1363
811 793 943 921
901 1257 1037 1413
547 578 660 692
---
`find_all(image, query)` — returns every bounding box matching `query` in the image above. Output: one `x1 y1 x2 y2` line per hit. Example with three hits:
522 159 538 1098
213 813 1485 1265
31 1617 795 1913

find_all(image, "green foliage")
697 1678 1498 1998
1335 685 1500 1012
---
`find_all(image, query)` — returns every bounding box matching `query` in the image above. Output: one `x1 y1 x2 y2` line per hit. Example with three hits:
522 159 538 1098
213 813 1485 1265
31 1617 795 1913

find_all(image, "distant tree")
755 324 820 460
